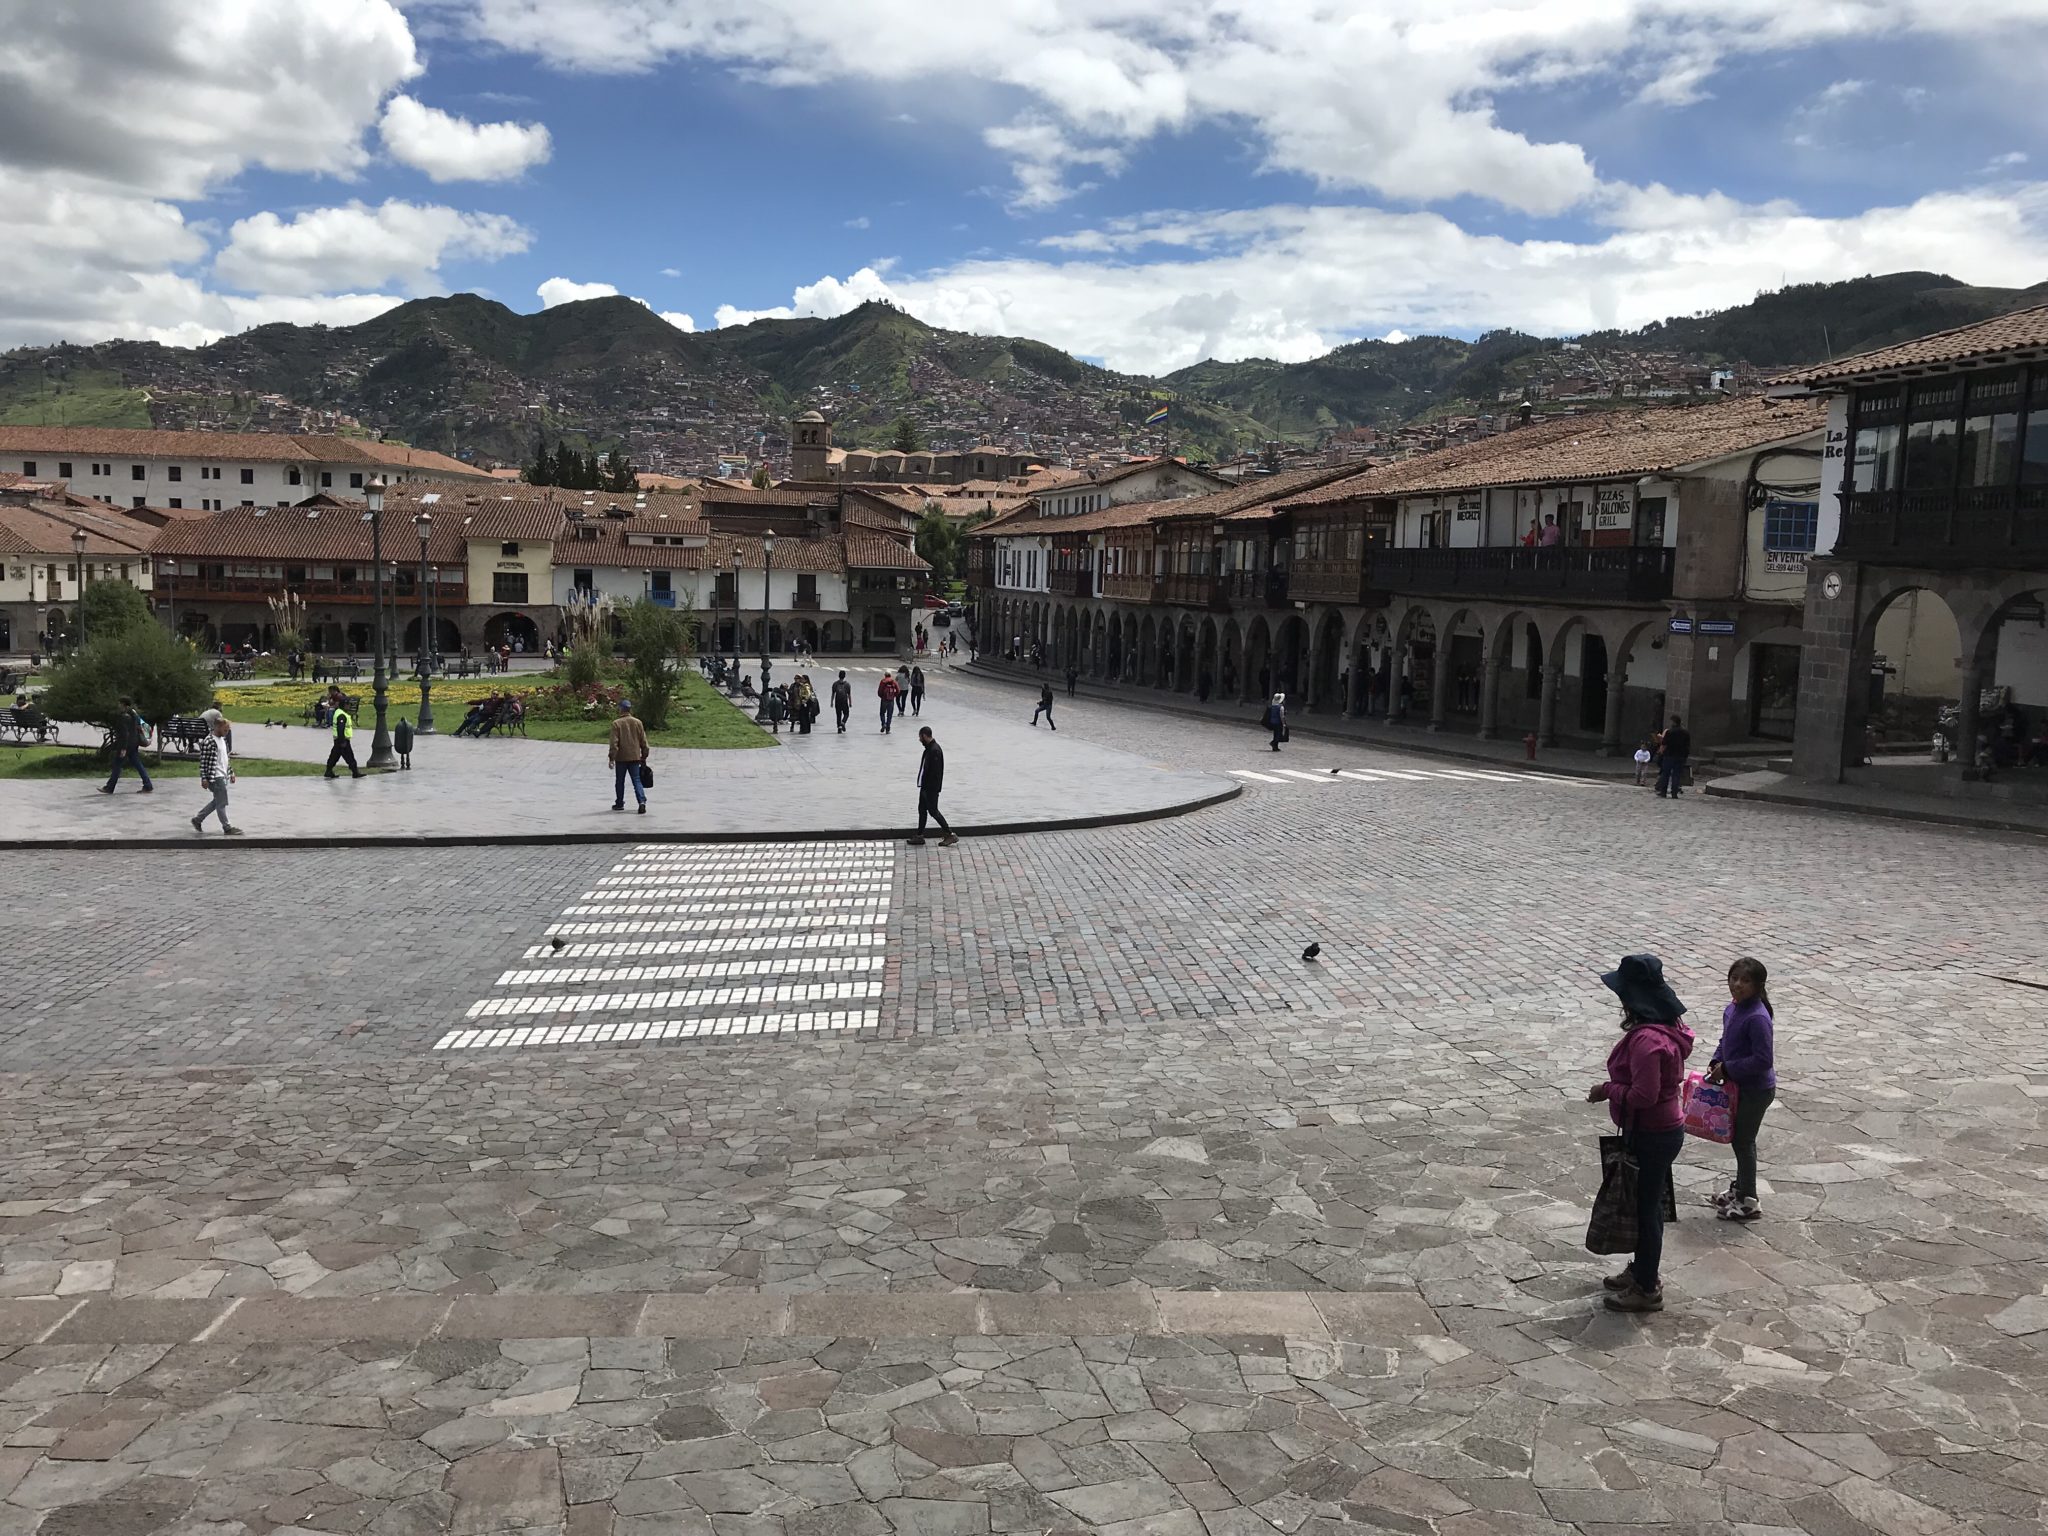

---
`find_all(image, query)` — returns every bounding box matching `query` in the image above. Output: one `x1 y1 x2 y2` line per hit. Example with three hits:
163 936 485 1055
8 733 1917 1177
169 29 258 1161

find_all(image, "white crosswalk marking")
1229 764 1609 794
438 844 895 1051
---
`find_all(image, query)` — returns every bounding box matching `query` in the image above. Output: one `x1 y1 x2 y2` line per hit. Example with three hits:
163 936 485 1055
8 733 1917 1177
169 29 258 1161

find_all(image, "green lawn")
0 745 324 780
210 669 773 749
0 368 151 429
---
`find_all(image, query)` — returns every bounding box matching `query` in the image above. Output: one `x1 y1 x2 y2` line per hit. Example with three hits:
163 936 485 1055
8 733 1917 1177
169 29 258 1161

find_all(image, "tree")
523 433 554 486
914 507 961 589
79 578 153 641
42 624 212 732
620 595 697 731
750 464 772 489
890 416 923 454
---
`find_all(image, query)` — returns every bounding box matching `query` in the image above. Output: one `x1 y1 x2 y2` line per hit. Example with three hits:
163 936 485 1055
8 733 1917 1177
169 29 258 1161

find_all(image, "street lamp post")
760 529 775 697
729 552 741 688
364 477 396 769
414 513 436 734
71 528 87 650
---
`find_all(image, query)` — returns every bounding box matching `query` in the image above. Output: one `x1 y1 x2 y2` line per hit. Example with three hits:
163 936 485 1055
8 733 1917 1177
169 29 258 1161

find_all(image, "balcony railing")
789 591 822 610
1159 572 1216 607
1288 558 1362 605
1837 485 2048 565
1049 568 1089 597
1223 569 1290 608
1101 572 1159 603
155 576 469 605
1368 545 1674 602
646 589 676 608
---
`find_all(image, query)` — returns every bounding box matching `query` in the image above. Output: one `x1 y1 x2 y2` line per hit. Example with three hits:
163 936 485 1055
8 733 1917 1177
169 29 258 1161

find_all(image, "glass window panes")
1762 500 1818 552
1903 417 1958 490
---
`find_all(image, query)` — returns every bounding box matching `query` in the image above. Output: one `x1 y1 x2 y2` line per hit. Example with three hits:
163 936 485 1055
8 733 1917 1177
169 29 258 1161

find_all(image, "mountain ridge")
1 272 2039 469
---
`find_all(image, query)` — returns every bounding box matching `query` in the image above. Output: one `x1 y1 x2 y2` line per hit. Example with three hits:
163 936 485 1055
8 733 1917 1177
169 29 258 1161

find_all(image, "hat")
617 698 632 712
199 708 223 725
1600 953 1686 1022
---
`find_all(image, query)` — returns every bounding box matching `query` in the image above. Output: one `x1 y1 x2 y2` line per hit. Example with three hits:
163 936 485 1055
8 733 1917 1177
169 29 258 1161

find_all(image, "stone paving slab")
0 682 1236 846
1706 768 2048 838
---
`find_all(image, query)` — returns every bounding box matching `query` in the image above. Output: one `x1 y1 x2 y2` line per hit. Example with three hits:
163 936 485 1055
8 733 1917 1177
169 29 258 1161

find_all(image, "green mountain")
2 272 2039 468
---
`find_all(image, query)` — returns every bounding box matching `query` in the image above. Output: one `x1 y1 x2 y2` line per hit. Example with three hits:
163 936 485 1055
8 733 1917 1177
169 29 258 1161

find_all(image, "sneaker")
1718 1197 1762 1222
223 826 245 837
137 785 153 794
97 785 114 795
1604 1283 1664 1313
612 802 624 811
1711 1183 1738 1210
939 833 959 847
190 816 205 834
1601 1266 1635 1292
637 803 647 815
905 836 928 846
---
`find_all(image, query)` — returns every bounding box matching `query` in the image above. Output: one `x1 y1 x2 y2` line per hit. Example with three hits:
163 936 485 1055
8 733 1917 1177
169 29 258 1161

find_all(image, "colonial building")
0 427 491 514
1772 305 2048 784
968 397 1831 750
0 487 159 655
789 410 1044 485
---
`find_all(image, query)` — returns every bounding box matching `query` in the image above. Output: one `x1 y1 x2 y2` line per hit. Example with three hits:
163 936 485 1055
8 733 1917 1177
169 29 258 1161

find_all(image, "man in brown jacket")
609 698 650 813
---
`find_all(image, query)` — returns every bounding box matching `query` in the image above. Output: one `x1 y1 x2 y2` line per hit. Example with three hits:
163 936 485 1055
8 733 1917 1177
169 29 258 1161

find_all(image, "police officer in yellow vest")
324 686 365 779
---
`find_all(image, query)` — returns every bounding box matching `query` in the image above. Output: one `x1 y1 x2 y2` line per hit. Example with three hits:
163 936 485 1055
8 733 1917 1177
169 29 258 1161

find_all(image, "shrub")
564 640 604 691
620 597 695 731
42 624 213 732
78 580 154 642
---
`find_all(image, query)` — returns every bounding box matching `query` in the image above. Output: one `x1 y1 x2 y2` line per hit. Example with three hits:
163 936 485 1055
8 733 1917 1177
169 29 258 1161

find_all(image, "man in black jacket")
831 670 852 733
907 726 957 847
1656 716 1691 798
99 695 153 794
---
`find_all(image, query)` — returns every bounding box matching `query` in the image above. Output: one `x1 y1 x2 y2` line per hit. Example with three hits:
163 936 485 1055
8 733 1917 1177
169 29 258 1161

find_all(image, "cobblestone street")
3 675 2045 1535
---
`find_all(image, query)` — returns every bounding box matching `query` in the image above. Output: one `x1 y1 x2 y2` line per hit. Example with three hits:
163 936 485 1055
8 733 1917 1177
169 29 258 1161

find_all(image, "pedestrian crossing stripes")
437 844 895 1052
1227 764 1605 789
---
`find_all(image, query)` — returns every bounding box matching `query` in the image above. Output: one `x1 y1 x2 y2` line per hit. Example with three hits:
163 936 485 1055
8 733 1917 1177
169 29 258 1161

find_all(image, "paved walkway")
1707 767 2048 838
0 681 1235 845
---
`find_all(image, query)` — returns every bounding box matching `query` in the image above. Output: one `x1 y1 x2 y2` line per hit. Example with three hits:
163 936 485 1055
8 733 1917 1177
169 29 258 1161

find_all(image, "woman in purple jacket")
1587 953 1694 1313
1707 956 1776 1222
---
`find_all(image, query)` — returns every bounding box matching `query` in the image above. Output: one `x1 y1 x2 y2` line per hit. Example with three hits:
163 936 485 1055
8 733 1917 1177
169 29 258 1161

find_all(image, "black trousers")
326 737 359 774
1627 1127 1686 1291
917 791 949 832
1731 1083 1775 1199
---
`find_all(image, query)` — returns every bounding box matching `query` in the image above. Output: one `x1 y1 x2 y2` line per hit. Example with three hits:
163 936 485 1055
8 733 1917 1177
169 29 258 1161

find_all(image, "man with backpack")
831 670 853 733
877 672 899 734
324 687 364 779
98 696 154 795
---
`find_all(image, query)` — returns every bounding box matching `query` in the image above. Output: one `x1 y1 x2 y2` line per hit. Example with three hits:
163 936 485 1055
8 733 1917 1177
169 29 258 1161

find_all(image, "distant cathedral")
786 411 1039 487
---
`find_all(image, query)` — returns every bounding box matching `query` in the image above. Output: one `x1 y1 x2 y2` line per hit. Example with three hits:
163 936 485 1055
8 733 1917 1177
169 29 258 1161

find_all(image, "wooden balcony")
1836 486 2048 567
1368 545 1674 603
1288 558 1363 605
789 591 823 610
1048 567 1089 597
158 576 469 606
1223 569 1291 608
1102 572 1160 603
1160 572 1218 608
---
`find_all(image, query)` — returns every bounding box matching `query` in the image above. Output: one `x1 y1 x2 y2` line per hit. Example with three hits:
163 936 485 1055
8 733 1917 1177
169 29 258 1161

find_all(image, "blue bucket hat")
1600 953 1686 1022
617 698 632 712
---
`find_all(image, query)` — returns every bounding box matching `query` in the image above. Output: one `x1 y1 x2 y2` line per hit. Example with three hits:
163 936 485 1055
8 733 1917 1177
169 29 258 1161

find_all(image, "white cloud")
1381 328 1411 344
658 311 696 331
718 185 2048 376
379 94 552 182
215 201 529 294
660 266 682 277
714 267 900 328
453 0 2047 217
844 215 870 230
537 276 621 307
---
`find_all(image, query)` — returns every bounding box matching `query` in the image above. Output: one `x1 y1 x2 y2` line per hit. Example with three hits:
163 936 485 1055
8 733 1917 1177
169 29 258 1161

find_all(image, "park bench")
213 658 254 681
156 716 212 756
0 707 58 744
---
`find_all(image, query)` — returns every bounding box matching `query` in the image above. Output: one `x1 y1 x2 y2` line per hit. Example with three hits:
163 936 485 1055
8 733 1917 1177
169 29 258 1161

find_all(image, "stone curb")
11 1287 1444 1346
0 783 1241 851
959 661 1635 783
1701 779 2048 840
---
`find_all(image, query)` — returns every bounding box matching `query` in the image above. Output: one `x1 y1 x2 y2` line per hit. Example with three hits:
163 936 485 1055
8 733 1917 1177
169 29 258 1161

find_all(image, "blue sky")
2 1 2044 373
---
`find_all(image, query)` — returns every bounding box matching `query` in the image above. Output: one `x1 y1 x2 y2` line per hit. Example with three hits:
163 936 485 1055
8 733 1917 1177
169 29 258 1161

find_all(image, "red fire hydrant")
1523 731 1539 760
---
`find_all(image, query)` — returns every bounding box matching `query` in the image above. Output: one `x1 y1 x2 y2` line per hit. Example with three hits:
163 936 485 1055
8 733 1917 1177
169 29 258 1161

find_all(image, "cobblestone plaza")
3 671 2045 1535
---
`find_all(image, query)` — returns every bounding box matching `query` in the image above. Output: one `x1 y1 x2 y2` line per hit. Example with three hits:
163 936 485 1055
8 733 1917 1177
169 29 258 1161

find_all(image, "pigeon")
1301 943 1321 962
1329 766 1340 773
549 936 567 952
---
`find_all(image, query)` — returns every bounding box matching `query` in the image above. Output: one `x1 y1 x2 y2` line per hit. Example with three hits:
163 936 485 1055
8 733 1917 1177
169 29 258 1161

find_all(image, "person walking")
906 725 957 847
832 670 852 733
1264 692 1287 751
1587 953 1694 1314
99 695 154 795
1030 681 1056 729
1708 957 1777 1222
909 665 926 717
189 710 240 835
1655 715 1691 798
894 664 912 719
1633 738 1654 786
609 697 649 813
1064 661 1078 698
877 672 899 733
324 687 364 779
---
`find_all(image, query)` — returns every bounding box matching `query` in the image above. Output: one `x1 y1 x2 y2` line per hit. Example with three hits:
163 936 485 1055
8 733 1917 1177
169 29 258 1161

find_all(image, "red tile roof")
970 463 1360 539
0 497 161 556
0 427 492 477
1771 303 2048 387
150 503 469 563
845 529 930 572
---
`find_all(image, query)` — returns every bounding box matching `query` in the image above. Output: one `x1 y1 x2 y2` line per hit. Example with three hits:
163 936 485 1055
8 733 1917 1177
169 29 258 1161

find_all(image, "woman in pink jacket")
1586 953 1694 1313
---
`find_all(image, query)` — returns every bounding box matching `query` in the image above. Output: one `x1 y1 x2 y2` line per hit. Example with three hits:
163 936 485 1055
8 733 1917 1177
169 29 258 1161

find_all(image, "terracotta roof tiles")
1771 303 2048 387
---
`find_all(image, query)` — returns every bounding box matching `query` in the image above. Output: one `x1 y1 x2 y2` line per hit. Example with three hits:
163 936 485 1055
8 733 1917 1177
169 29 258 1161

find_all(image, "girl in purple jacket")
1707 956 1776 1222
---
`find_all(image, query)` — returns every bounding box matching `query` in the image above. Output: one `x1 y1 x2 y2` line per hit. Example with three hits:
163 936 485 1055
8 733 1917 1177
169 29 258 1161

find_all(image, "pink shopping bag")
1681 1072 1737 1144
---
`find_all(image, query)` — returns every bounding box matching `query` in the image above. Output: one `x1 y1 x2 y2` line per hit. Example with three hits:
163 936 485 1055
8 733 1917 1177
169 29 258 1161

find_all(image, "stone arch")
1536 612 1593 745
1592 614 1662 753
1425 605 1488 730
1310 609 1346 714
1120 612 1138 681
821 618 856 651
788 617 821 653
1196 616 1219 699
402 615 462 654
1243 613 1273 702
1971 583 2048 768
1138 613 1159 685
483 612 541 651
1219 617 1242 701
1271 613 1308 703
1092 609 1108 676
1170 613 1195 691
863 610 898 652
1381 601 1437 722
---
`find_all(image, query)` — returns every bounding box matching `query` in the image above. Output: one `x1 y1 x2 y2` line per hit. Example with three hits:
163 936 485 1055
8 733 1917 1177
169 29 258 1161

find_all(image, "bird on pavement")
1301 943 1321 962
549 936 566 952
